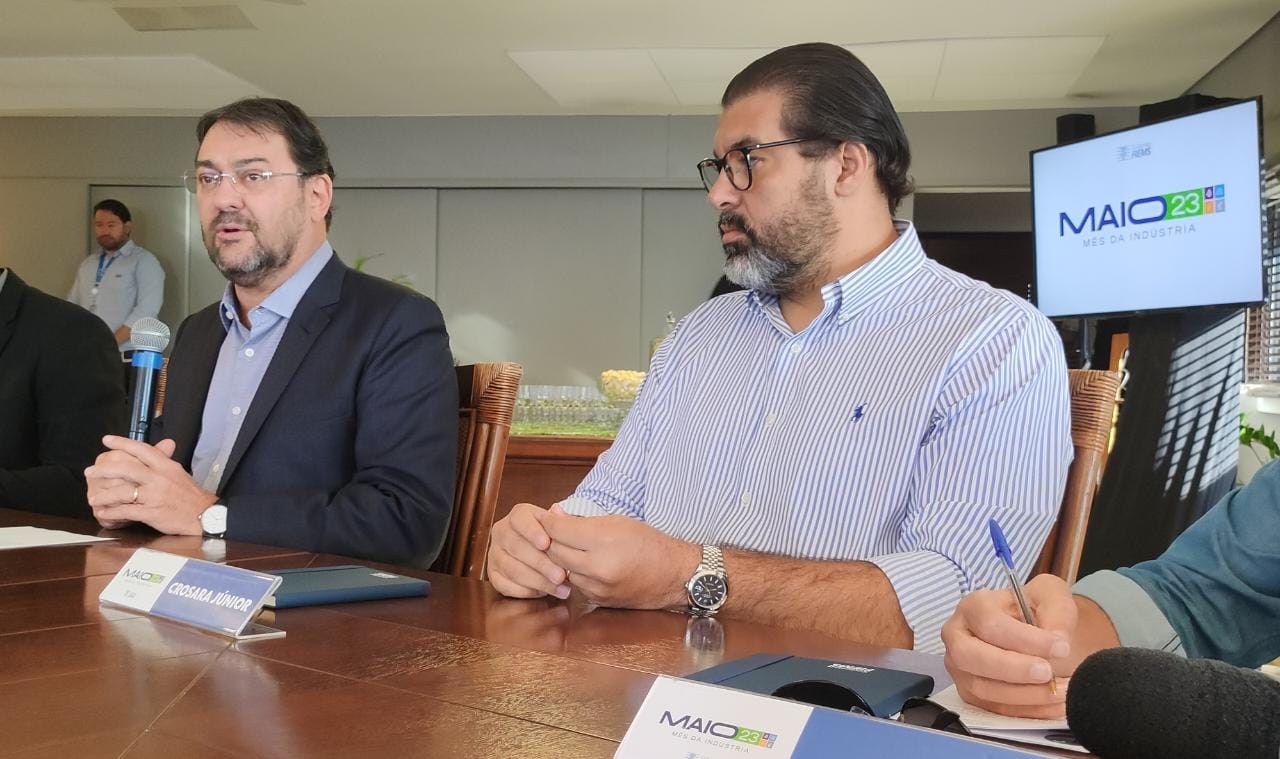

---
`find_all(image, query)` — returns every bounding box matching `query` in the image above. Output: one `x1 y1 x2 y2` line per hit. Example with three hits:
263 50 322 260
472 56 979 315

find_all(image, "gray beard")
723 244 811 296
209 240 294 289
204 208 301 289
719 176 836 297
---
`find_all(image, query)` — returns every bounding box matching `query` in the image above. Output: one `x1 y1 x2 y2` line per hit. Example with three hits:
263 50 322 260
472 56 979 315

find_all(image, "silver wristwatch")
686 545 728 616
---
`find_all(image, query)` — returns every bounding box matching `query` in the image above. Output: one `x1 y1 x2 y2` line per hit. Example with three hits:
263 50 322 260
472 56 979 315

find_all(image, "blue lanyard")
95 251 116 285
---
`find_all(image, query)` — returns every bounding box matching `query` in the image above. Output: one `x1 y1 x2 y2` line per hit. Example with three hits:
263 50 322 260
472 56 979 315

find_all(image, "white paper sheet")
931 684 1089 752
975 728 1089 753
0 526 116 550
932 684 1068 731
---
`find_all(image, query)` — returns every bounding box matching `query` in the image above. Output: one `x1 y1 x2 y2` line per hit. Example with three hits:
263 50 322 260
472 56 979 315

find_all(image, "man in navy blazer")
85 98 457 567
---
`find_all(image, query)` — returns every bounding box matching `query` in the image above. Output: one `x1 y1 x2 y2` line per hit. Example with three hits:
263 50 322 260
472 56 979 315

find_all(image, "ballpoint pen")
988 518 1057 695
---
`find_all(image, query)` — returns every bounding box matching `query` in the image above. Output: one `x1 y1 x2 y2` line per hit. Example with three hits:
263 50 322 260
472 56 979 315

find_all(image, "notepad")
931 684 1087 753
262 565 430 609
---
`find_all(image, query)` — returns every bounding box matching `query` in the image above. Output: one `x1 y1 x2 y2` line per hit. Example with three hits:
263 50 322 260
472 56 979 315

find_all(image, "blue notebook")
263 565 430 609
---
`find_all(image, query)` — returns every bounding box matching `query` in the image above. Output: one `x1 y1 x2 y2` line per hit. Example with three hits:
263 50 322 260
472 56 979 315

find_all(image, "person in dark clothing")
0 268 126 518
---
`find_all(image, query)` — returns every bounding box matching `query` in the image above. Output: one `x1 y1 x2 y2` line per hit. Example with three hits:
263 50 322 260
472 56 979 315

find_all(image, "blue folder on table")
690 653 934 718
263 565 430 609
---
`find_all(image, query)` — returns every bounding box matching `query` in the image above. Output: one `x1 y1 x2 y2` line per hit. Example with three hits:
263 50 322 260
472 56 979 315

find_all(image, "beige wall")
0 106 1138 297
0 106 1144 382
0 178 87 299
1187 11 1279 163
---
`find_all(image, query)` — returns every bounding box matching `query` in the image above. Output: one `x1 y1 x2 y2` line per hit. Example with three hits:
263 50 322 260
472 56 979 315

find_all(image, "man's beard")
204 208 301 289
719 173 837 297
97 235 126 252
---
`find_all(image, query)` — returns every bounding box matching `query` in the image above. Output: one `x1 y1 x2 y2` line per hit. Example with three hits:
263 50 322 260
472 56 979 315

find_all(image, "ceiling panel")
0 0 1271 115
934 36 1107 99
0 55 266 112
509 50 677 109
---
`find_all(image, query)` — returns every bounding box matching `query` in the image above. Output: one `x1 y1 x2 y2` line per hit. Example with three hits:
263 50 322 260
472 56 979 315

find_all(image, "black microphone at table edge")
128 317 171 442
1066 646 1280 759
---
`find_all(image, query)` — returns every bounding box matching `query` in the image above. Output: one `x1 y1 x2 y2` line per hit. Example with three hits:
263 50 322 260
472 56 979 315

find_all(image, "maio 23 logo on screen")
1058 184 1226 237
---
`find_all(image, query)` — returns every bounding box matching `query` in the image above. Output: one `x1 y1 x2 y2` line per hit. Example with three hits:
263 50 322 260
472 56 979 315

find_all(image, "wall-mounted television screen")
1031 98 1264 319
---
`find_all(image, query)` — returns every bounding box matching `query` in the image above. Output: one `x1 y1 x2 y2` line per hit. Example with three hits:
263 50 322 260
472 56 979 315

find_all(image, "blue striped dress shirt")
561 222 1072 652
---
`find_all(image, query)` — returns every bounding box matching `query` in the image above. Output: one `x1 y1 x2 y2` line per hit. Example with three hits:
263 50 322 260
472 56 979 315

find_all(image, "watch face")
690 574 727 609
201 505 227 535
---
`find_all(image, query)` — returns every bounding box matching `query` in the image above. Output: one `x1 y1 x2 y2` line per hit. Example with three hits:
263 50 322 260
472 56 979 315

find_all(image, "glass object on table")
649 311 676 361
513 384 631 436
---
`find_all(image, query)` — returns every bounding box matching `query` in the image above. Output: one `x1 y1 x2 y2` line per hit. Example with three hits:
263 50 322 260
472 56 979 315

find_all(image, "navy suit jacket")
153 254 457 566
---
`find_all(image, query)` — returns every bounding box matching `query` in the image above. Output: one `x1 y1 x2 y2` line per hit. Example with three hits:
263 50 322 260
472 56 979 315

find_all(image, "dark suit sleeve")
0 309 126 517
225 294 458 566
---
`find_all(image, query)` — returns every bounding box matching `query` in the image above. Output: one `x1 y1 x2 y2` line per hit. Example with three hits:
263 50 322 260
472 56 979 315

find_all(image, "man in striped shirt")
488 43 1072 653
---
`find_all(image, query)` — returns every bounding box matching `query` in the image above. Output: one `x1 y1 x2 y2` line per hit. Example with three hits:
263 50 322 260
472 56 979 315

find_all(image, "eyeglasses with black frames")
696 137 820 192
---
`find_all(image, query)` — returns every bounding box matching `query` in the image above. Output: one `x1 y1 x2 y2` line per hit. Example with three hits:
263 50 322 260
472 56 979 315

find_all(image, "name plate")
618 676 811 758
617 677 1046 758
99 548 284 640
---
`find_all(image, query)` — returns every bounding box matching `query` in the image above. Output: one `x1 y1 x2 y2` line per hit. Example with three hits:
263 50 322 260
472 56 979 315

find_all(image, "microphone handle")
129 350 164 441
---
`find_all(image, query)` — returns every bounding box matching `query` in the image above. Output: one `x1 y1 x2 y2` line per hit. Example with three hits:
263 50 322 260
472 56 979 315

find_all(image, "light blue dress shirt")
561 221 1073 652
67 239 165 351
190 243 334 491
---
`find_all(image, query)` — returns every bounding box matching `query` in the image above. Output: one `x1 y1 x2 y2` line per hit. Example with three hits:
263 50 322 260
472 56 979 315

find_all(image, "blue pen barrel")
989 518 1037 623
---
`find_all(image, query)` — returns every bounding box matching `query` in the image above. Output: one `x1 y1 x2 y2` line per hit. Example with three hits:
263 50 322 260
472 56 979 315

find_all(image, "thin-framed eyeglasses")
696 137 819 192
183 168 312 196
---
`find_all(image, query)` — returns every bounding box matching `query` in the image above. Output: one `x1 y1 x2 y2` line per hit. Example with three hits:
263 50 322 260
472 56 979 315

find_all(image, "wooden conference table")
1 507 974 758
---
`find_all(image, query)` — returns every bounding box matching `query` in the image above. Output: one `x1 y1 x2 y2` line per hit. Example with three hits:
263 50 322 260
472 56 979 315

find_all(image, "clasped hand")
85 435 218 536
487 503 699 609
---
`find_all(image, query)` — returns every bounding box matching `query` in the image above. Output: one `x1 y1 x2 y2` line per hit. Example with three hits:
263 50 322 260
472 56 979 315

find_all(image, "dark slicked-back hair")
196 97 336 228
93 198 131 224
722 42 914 214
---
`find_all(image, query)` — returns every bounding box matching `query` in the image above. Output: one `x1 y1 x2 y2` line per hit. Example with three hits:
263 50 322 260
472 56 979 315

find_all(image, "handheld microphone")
1066 647 1280 759
127 317 171 441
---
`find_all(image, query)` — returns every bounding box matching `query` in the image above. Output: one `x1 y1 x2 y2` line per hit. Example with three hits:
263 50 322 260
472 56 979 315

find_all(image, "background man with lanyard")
67 198 165 352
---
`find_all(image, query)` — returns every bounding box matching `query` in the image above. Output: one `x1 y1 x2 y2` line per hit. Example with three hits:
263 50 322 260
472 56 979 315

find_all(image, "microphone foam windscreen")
129 317 171 353
1067 647 1280 759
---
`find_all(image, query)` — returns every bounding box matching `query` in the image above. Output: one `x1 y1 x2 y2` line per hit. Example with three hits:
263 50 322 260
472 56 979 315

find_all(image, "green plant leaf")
1239 414 1280 460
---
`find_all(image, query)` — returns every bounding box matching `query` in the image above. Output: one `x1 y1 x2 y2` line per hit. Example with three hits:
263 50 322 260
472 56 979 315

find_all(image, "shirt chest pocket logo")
921 410 945 446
